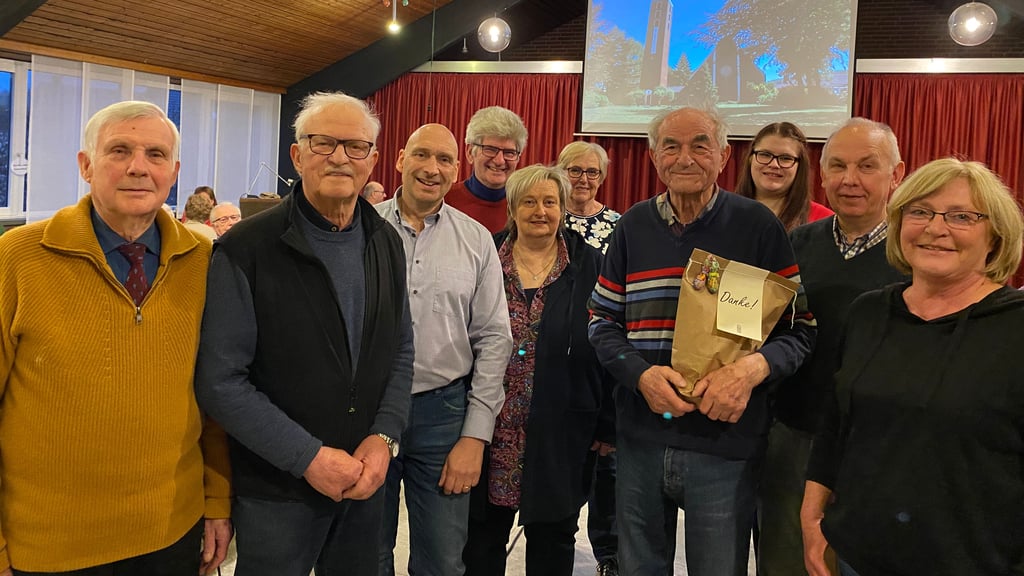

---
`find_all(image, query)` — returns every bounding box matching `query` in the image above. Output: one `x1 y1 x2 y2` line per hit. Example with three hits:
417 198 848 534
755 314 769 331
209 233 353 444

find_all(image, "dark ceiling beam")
0 0 47 37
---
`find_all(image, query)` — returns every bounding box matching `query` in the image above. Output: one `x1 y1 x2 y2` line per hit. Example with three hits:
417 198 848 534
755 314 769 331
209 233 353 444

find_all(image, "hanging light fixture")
478 16 511 53
387 1 401 33
948 2 998 46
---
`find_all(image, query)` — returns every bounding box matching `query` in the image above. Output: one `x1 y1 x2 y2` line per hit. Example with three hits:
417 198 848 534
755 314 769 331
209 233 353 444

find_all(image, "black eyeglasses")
303 134 375 159
752 150 799 169
901 206 988 229
473 142 521 161
566 166 602 180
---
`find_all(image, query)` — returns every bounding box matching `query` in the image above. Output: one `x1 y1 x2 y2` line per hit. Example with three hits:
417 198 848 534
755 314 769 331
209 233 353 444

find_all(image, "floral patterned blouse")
565 206 621 254
488 233 570 509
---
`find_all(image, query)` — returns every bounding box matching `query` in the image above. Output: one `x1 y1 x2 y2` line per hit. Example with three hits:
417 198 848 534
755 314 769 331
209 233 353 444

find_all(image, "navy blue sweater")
588 191 815 459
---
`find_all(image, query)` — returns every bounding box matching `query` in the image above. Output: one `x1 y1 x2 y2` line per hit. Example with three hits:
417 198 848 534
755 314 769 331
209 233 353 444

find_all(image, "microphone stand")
244 162 295 198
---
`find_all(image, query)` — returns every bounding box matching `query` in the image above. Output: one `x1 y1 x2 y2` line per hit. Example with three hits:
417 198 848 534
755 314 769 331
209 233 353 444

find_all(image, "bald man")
375 124 512 576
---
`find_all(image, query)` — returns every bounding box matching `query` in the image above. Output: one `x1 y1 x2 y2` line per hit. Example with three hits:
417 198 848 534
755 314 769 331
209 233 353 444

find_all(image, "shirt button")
413 289 418 294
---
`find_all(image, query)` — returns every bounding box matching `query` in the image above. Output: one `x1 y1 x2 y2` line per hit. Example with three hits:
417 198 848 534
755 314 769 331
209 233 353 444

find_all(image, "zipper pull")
135 306 142 324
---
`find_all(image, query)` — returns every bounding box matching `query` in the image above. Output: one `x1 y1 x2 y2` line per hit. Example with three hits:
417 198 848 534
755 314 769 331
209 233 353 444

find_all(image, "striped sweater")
588 191 815 458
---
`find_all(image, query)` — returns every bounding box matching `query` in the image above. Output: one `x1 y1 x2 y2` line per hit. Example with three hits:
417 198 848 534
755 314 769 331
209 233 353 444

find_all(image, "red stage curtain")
370 71 1023 282
369 72 831 213
369 72 580 196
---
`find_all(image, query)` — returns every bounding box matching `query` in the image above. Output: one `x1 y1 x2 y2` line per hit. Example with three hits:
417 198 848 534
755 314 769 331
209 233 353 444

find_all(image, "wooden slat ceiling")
0 0 456 91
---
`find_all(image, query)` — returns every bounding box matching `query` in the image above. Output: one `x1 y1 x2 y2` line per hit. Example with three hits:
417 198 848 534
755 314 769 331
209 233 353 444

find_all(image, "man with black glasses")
195 91 413 576
445 106 528 233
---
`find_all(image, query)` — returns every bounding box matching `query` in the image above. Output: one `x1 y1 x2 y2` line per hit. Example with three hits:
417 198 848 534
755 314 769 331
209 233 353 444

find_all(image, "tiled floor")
216 494 757 575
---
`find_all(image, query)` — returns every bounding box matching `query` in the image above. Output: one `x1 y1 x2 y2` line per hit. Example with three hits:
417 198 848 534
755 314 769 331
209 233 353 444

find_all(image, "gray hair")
504 164 570 241
821 117 902 170
647 106 729 150
293 91 381 143
82 101 180 162
465 106 528 152
210 202 240 220
556 141 610 175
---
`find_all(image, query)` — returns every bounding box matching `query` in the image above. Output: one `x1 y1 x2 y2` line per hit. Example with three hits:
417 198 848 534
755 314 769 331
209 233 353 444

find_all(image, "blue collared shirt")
90 208 161 288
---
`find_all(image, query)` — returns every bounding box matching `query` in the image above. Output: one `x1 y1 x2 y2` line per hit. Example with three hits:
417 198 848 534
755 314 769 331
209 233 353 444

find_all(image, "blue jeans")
616 433 760 576
233 492 384 576
588 451 619 563
379 380 470 576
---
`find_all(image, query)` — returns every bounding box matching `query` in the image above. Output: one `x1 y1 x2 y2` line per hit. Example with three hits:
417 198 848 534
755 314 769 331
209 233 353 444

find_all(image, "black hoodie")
808 283 1024 576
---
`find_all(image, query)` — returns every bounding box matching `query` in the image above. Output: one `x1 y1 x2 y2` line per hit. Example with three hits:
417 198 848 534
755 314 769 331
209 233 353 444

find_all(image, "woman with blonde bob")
801 158 1024 576
463 165 610 576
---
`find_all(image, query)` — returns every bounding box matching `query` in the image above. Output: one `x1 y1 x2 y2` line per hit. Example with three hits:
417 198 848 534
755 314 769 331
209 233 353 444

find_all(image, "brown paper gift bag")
671 248 799 402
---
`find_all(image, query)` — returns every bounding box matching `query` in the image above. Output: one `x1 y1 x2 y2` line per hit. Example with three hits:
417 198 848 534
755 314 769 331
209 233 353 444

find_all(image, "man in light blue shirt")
376 124 513 576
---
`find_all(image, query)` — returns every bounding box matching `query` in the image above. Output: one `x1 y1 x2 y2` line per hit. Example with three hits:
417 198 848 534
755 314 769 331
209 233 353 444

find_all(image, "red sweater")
445 180 508 234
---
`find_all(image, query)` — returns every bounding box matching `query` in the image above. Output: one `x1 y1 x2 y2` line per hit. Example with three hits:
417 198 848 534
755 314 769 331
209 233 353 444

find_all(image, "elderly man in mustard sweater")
0 101 231 574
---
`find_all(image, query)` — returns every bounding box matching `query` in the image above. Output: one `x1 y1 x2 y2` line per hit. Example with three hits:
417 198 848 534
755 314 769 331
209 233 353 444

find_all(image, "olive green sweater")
0 195 231 571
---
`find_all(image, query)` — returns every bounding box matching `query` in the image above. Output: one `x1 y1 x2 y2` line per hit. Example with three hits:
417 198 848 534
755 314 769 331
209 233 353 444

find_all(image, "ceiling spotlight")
948 2 998 46
461 37 469 54
478 17 511 53
387 1 400 33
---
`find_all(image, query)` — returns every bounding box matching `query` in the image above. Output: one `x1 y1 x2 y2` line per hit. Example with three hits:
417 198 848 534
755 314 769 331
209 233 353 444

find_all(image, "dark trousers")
464 501 580 576
13 521 202 576
587 451 618 563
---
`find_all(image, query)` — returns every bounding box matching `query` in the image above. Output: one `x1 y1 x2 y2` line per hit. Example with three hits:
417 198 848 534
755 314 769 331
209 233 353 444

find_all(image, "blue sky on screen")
593 0 815 82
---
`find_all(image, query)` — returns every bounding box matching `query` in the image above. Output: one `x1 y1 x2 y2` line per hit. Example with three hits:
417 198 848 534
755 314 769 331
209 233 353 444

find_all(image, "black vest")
216 189 407 502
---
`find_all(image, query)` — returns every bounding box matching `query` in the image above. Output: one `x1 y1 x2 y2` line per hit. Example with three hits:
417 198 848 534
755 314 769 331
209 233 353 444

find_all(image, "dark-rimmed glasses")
473 142 521 161
752 150 798 169
303 134 374 159
566 166 602 180
901 206 988 229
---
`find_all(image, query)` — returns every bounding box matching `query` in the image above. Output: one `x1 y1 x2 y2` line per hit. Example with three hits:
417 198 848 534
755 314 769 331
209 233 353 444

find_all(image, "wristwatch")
376 433 399 458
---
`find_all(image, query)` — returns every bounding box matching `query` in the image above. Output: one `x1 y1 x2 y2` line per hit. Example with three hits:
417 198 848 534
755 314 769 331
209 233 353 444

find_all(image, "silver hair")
465 106 528 151
821 117 902 170
82 101 180 162
292 91 381 143
647 106 729 150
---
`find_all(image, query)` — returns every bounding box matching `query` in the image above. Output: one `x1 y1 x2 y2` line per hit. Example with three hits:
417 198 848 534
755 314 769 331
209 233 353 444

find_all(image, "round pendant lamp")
948 2 998 46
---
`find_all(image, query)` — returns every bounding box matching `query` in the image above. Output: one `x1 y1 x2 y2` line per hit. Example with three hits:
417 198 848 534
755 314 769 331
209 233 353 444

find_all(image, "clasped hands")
302 435 392 502
637 354 769 423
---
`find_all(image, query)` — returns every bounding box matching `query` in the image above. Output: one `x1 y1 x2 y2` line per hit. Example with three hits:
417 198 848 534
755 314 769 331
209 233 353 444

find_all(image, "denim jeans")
616 433 760 576
12 521 202 575
758 420 814 576
233 491 384 576
588 451 619 563
379 380 470 576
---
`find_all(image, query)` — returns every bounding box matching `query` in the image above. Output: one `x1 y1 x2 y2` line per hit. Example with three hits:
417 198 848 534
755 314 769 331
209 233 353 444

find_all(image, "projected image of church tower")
640 0 672 90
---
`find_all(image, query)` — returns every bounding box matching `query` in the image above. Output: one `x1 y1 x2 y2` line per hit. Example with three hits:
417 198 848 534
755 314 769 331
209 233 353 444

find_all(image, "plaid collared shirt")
833 217 888 260
656 188 719 235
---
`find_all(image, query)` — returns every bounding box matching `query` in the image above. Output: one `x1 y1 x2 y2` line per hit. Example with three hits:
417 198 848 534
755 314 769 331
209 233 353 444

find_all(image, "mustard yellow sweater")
0 196 231 571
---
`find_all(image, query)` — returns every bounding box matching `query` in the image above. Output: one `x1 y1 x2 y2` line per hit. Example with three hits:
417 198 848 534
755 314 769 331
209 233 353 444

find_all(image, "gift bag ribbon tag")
716 261 769 341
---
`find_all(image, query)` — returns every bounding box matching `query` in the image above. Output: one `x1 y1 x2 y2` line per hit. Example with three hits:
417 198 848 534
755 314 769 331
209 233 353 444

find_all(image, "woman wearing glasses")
801 158 1024 576
557 142 620 254
463 165 609 576
735 122 832 232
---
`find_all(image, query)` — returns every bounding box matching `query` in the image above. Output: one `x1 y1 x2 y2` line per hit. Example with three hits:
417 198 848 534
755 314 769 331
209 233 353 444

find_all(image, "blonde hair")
556 142 609 184
504 164 570 241
887 157 1023 284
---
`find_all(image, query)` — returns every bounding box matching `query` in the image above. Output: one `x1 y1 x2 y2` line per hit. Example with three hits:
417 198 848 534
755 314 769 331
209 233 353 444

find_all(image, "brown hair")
734 122 812 232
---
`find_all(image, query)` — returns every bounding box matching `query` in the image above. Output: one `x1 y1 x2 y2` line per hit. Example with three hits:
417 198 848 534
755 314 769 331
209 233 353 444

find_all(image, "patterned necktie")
116 243 150 307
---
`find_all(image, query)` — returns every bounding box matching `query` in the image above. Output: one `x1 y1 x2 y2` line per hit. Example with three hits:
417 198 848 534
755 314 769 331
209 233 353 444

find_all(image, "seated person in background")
194 185 217 205
445 106 528 234
209 202 241 238
802 158 1024 576
182 193 217 240
361 181 386 204
735 122 832 232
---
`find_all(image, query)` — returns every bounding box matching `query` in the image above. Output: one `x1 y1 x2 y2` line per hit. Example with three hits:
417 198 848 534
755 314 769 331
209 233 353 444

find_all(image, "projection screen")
581 0 856 140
